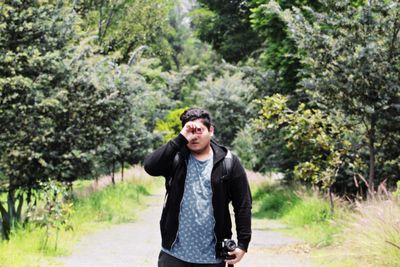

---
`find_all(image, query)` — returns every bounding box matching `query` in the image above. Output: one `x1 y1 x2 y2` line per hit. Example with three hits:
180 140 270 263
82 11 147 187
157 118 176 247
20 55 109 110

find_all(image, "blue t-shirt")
163 153 222 264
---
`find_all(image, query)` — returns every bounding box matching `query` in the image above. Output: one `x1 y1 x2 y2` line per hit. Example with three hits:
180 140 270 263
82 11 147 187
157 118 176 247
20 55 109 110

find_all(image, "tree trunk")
7 189 16 230
0 201 10 240
16 193 23 222
111 161 115 185
328 186 334 215
121 161 124 182
368 119 376 196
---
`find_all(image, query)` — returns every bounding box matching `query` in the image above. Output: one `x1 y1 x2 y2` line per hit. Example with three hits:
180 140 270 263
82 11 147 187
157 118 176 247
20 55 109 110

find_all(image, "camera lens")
225 240 236 251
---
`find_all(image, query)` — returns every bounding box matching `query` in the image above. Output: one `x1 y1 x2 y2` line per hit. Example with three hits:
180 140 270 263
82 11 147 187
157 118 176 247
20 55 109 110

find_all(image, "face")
186 119 214 154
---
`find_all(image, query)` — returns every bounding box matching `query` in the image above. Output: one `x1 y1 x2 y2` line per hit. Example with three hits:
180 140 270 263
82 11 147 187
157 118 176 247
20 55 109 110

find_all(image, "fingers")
180 121 201 141
225 248 245 265
181 121 197 142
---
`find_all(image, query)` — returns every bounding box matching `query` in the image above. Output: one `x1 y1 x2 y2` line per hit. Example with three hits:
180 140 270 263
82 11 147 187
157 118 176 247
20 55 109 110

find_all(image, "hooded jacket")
143 134 252 255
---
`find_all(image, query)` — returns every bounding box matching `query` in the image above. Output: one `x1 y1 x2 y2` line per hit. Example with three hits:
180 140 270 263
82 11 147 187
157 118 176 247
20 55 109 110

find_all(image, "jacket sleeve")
229 155 252 252
143 134 188 177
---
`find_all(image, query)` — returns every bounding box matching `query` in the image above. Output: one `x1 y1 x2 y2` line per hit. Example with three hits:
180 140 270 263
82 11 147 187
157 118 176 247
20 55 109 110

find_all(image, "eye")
195 127 204 134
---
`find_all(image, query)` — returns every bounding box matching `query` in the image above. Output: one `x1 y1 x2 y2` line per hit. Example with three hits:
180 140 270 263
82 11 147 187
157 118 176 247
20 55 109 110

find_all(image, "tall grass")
321 199 400 267
0 178 155 267
252 179 400 267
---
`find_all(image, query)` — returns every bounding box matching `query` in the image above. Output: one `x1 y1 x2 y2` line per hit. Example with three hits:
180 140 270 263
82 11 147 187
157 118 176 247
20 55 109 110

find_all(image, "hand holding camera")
219 239 237 260
219 239 246 266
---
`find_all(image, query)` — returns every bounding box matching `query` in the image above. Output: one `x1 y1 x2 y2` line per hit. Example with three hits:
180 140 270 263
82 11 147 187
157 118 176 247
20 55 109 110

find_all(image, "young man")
144 108 252 267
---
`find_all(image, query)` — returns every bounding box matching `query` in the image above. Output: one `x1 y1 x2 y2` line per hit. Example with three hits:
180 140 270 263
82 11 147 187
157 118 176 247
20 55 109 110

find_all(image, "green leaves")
192 0 263 63
265 0 400 190
254 94 356 189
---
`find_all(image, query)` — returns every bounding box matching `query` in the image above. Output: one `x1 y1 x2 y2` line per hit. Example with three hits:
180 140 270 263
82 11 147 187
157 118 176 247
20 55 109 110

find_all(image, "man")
144 108 252 267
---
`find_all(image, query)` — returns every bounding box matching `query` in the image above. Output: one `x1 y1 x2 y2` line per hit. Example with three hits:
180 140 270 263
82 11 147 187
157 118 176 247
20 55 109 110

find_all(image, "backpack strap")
221 150 233 181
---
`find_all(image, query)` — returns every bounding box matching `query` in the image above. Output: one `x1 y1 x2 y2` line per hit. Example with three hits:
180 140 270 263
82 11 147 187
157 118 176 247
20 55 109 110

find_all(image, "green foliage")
199 71 256 146
282 196 332 226
253 94 360 190
249 0 306 100
270 0 400 190
253 182 300 219
394 181 400 198
72 0 175 66
74 182 149 224
232 125 259 170
0 0 76 239
0 0 74 187
249 0 365 103
191 0 263 63
155 107 187 143
0 0 164 240
31 180 73 252
253 181 343 246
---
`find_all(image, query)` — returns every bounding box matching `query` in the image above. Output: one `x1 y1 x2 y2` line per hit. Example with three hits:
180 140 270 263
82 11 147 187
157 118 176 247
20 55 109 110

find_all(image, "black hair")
180 107 212 129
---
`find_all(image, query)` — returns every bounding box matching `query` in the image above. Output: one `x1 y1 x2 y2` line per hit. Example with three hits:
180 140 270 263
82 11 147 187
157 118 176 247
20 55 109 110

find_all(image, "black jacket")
143 134 252 255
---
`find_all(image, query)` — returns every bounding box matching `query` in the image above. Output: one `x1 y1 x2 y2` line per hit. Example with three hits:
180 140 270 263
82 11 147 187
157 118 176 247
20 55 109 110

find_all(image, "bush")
282 196 332 226
252 182 300 219
155 107 187 143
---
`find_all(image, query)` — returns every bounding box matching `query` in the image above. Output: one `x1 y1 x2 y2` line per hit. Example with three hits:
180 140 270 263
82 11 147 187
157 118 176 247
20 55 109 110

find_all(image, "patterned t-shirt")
162 153 222 264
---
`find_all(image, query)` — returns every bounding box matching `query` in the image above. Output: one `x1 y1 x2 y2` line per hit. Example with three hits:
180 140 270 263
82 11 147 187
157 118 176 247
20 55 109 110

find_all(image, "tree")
270 0 400 192
0 0 75 239
249 0 324 106
71 0 175 66
191 0 263 63
200 71 256 147
254 94 362 211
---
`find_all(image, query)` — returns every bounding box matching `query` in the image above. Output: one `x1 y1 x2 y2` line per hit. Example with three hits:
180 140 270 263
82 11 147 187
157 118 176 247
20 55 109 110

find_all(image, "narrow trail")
60 186 314 267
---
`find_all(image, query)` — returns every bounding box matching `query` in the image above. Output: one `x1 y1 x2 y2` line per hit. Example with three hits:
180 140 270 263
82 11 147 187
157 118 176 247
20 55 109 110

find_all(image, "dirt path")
60 187 313 267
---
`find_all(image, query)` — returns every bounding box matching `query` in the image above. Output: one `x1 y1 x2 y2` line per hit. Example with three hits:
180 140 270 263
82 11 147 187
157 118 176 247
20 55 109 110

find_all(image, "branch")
357 173 374 196
389 12 400 61
101 4 118 41
386 240 400 250
0 200 9 223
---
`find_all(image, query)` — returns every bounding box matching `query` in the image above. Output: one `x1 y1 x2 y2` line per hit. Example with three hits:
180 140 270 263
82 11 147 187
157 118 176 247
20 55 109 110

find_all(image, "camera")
218 239 236 260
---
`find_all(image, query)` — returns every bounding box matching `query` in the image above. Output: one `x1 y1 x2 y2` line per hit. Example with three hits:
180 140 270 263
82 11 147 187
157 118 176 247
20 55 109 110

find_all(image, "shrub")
282 195 332 226
252 182 299 219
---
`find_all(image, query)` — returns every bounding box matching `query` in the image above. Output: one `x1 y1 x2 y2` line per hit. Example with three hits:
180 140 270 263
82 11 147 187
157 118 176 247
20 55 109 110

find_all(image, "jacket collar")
211 139 228 165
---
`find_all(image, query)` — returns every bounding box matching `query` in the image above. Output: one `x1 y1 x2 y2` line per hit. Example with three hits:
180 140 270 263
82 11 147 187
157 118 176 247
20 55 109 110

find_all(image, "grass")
252 182 344 247
280 194 344 247
252 181 300 219
0 174 158 267
253 179 400 267
316 198 400 267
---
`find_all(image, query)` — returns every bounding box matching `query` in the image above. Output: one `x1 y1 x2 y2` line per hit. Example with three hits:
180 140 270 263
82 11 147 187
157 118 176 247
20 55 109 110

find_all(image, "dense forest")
1 0 399 241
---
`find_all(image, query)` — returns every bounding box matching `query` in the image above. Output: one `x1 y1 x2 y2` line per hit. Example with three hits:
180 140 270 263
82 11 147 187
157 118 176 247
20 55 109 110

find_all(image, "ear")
209 126 214 137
